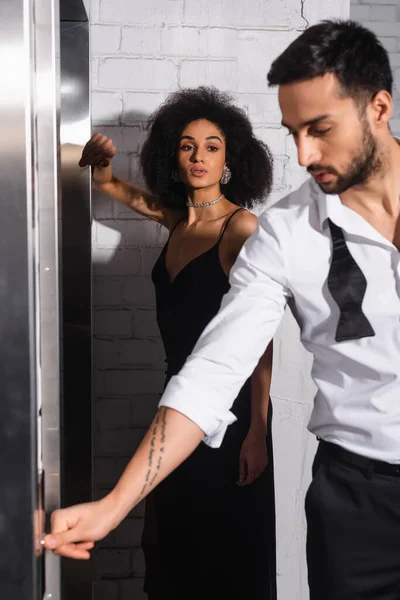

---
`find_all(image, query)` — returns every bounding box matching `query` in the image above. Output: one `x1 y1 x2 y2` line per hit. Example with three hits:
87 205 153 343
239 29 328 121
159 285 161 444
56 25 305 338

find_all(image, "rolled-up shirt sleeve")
159 212 292 447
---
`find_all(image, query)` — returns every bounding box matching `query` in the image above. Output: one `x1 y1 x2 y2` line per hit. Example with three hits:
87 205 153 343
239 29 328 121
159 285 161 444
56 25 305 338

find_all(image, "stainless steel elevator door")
59 3 92 598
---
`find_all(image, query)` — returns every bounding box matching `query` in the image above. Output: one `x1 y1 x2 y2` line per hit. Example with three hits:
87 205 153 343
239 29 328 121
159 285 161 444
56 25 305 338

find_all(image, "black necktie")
327 219 375 342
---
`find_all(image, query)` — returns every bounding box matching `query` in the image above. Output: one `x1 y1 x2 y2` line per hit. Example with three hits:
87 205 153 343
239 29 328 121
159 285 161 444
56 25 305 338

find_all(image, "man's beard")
308 119 382 195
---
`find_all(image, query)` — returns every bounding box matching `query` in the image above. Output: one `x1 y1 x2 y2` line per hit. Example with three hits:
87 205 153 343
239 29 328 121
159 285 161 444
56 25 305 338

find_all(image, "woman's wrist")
247 419 267 437
92 164 113 187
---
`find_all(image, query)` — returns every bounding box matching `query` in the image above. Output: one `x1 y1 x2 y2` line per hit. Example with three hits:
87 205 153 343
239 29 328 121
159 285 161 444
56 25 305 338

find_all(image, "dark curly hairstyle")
140 86 273 209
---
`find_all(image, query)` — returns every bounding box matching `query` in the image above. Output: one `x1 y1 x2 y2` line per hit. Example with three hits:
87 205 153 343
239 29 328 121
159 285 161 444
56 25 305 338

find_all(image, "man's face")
278 73 380 194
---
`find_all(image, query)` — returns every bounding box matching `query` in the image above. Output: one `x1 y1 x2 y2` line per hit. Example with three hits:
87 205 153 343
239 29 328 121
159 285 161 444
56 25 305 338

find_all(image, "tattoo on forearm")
134 408 167 505
145 410 160 483
159 408 167 461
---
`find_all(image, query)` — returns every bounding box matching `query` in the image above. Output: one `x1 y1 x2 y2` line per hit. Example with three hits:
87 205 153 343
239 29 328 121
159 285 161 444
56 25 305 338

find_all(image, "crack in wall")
300 0 309 29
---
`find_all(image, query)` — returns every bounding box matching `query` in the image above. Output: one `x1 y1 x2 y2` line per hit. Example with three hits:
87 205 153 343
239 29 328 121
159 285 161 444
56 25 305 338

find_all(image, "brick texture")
350 0 400 137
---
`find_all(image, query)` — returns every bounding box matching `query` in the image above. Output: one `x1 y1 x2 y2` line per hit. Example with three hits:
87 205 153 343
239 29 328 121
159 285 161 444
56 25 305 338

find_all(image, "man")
46 20 400 600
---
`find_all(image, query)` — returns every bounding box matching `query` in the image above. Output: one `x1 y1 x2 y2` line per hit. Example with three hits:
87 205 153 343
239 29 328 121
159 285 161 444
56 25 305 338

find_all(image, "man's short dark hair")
267 20 392 102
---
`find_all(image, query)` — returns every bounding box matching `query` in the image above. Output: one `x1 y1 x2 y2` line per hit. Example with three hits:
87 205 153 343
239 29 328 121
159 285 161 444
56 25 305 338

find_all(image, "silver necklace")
186 194 224 208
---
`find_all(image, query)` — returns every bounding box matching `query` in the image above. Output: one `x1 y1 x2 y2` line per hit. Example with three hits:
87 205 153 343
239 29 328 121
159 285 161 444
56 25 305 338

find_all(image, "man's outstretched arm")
45 213 291 558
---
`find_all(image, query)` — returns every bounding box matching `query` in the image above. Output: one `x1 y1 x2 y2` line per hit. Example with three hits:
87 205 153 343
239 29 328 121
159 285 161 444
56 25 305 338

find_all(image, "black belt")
319 439 400 478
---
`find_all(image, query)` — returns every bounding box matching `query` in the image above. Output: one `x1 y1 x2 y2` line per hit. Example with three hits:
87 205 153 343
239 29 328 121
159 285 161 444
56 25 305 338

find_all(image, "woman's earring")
171 170 181 182
220 167 231 184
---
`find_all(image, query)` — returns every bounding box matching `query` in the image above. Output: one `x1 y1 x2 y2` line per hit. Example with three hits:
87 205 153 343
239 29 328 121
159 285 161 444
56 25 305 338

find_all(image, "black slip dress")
142 209 277 600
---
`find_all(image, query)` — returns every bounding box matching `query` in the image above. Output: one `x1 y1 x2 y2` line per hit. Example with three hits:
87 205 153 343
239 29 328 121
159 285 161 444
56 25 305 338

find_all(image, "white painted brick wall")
83 1 351 599
350 0 400 135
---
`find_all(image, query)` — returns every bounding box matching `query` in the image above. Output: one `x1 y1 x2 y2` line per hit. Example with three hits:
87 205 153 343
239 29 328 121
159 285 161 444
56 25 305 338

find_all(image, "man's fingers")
53 543 92 560
45 510 88 549
76 541 95 550
44 531 75 550
44 531 95 553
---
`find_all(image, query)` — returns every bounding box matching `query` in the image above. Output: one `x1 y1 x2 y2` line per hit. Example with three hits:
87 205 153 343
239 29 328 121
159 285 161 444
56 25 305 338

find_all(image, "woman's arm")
238 342 273 485
249 341 273 435
81 133 178 226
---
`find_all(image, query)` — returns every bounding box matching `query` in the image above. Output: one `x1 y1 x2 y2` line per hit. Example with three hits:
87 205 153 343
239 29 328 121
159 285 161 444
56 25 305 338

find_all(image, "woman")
80 87 276 599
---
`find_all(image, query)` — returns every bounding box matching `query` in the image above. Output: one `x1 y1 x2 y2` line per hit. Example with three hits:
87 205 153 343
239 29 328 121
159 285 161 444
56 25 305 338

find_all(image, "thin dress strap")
168 217 184 239
218 207 244 243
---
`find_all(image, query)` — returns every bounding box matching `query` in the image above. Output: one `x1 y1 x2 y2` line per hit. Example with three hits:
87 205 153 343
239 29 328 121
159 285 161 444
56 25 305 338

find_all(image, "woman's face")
176 119 227 190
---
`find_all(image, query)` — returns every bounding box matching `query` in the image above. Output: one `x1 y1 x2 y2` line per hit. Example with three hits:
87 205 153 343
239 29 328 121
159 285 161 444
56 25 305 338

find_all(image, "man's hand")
44 494 119 559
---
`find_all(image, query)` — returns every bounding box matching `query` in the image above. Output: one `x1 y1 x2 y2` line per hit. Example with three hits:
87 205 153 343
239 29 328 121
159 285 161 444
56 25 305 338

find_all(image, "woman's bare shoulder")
228 208 258 239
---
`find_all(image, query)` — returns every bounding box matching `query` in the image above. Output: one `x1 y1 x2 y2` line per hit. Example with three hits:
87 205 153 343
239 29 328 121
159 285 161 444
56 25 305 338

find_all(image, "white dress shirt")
159 178 400 463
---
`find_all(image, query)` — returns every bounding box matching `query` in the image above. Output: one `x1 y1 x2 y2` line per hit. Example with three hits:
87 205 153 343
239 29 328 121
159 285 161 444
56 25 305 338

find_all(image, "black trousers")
305 440 400 600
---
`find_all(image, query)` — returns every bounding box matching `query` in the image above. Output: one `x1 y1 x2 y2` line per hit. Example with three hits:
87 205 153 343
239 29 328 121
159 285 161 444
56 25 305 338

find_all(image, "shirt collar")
311 179 344 229
311 177 394 249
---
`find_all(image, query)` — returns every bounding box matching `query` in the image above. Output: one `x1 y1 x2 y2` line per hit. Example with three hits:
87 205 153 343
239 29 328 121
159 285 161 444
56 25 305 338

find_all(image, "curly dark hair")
140 86 273 209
